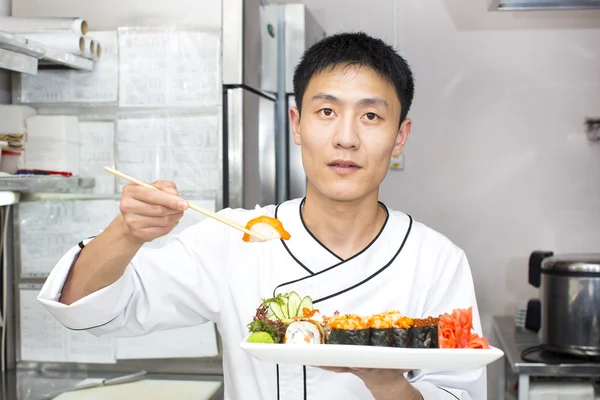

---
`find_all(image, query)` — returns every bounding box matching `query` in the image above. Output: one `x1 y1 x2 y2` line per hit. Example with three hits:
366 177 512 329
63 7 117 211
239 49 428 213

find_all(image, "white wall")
0 0 11 103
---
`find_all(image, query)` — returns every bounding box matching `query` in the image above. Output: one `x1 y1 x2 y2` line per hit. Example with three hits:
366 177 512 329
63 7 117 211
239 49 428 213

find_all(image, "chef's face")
290 64 411 203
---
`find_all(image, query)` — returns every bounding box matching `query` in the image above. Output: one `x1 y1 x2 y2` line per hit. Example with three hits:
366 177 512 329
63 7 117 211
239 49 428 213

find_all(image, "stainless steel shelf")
0 175 95 193
0 47 37 75
0 30 94 74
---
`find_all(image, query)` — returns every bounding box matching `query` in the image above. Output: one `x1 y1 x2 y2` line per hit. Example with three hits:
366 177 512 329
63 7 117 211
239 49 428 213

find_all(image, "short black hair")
293 32 415 124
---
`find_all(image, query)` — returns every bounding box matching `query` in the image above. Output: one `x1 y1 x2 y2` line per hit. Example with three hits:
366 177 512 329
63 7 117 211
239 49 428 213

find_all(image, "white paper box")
24 141 80 174
0 105 36 133
26 115 80 142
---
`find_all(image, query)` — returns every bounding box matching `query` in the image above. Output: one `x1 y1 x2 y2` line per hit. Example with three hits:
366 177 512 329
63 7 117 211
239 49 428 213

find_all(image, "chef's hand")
120 180 189 243
319 367 423 400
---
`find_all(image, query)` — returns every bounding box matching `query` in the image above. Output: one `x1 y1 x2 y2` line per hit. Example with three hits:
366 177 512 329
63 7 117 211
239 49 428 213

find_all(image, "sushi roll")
242 215 291 242
367 312 395 347
284 320 326 344
409 317 440 348
327 314 370 345
391 315 413 348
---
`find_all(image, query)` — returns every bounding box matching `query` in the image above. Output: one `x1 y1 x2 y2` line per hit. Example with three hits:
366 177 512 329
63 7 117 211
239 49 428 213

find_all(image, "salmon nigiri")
242 215 291 242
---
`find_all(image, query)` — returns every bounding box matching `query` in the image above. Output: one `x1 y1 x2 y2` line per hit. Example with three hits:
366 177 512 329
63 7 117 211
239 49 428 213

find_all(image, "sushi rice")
284 320 326 344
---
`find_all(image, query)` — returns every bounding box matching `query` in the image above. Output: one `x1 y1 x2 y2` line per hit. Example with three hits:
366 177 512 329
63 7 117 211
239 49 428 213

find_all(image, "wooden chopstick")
104 166 267 241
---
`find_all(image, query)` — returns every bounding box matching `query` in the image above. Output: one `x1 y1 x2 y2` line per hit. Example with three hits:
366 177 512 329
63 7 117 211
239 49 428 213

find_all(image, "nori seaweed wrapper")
391 327 410 347
370 328 393 347
329 328 371 345
409 317 440 348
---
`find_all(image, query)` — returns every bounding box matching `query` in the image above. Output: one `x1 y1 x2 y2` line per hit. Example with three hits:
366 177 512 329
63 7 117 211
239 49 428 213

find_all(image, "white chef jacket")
38 197 487 400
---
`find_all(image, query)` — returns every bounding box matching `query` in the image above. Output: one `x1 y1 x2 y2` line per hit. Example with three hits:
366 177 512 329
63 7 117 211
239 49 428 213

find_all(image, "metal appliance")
260 3 326 200
527 251 600 357
488 0 600 11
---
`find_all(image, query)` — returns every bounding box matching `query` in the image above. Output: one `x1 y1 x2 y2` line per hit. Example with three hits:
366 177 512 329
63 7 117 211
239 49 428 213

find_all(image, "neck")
301 185 386 260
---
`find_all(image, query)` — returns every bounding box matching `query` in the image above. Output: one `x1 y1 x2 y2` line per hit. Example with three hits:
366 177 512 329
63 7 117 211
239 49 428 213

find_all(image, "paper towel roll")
21 33 84 54
0 17 88 36
82 36 95 59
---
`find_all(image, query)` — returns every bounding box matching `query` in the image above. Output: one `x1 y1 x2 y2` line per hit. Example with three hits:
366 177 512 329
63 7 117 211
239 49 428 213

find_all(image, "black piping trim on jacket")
274 211 413 399
437 386 460 399
275 365 309 400
275 202 314 275
276 365 280 400
62 313 120 331
303 366 307 400
313 215 412 304
272 201 392 298
78 235 97 249
298 197 343 262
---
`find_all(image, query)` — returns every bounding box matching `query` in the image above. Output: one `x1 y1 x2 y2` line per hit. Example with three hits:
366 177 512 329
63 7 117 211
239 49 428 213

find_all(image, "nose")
333 115 360 149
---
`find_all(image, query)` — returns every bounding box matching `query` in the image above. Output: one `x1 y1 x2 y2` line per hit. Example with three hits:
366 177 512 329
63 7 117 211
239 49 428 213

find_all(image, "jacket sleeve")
37 210 232 338
408 246 487 400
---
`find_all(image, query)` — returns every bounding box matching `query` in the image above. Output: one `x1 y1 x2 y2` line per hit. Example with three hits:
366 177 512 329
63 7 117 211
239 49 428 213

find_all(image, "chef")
38 32 487 400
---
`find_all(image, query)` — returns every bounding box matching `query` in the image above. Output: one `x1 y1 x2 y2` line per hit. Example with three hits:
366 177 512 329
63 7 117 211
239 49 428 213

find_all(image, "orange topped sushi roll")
327 314 370 345
242 215 291 242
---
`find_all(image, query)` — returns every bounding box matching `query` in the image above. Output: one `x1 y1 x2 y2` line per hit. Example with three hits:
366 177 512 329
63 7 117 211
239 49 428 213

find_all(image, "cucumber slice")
280 295 290 319
287 291 301 318
297 296 313 316
266 307 277 321
268 300 286 320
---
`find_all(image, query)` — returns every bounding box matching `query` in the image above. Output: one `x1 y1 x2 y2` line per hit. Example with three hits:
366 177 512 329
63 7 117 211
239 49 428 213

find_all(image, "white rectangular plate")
240 335 504 370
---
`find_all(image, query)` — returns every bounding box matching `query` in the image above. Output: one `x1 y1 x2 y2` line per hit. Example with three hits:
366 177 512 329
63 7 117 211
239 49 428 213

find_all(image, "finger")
124 183 188 211
125 213 183 230
152 180 178 195
121 197 184 217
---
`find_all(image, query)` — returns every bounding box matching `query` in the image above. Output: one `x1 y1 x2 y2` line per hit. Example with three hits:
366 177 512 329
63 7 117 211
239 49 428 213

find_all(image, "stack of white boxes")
24 115 80 174
528 381 596 400
0 105 37 169
0 105 36 136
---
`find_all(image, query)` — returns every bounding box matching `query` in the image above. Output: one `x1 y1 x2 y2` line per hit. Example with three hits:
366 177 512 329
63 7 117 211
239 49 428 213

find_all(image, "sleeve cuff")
411 382 460 399
37 244 135 330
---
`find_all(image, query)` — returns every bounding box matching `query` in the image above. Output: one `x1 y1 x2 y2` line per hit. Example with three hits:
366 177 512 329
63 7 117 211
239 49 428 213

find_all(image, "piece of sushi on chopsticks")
242 215 291 242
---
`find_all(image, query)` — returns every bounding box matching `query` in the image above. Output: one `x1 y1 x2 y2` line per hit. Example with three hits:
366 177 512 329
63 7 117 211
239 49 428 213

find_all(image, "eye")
364 112 379 121
319 108 334 117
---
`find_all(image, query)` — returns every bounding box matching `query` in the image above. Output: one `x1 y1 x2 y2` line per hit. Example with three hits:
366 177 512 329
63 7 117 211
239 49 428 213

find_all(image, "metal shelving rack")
0 30 94 75
0 176 95 193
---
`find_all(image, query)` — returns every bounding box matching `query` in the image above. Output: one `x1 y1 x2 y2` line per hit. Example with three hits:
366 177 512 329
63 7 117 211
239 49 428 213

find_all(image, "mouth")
327 160 361 169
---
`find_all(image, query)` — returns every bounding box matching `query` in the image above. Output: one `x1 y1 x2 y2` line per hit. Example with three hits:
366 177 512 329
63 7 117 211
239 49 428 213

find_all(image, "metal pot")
528 251 600 357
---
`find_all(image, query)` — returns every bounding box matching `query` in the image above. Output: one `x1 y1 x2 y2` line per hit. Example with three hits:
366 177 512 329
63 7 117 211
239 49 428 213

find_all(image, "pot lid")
541 253 600 274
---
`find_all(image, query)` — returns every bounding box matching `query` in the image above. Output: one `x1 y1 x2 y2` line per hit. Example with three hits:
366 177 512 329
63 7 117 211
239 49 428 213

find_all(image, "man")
39 32 486 400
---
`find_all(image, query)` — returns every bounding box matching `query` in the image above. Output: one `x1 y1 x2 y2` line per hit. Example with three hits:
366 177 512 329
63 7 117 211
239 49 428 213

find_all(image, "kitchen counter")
0 369 224 400
493 316 600 399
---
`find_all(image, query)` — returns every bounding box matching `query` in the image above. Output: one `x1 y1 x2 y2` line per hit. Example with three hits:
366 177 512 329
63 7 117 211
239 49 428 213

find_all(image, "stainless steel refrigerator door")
227 88 276 209
283 4 326 93
287 95 307 199
223 0 264 88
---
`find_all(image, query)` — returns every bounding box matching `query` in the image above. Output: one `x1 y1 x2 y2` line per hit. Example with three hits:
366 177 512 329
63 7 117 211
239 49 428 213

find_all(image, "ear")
391 117 412 158
290 106 302 145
